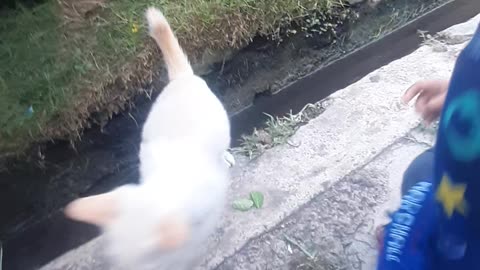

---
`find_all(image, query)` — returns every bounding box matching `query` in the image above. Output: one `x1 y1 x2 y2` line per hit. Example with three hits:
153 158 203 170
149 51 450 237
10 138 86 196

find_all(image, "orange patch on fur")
156 216 190 250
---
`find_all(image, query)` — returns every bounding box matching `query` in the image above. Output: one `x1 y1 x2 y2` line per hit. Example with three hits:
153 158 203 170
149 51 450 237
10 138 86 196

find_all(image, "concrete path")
40 14 480 270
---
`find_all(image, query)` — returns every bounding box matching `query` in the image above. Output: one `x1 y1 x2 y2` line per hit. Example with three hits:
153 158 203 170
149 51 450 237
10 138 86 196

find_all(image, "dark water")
2 0 480 269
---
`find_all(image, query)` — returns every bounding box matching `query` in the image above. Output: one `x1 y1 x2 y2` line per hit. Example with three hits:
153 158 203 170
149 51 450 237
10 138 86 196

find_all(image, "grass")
0 0 347 157
233 102 327 159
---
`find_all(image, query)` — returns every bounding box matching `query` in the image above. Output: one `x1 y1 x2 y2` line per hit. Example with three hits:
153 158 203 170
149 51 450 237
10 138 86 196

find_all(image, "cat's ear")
155 215 190 251
64 191 119 227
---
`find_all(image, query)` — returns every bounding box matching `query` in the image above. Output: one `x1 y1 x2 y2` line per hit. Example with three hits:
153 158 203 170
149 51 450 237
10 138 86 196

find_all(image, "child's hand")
402 80 449 124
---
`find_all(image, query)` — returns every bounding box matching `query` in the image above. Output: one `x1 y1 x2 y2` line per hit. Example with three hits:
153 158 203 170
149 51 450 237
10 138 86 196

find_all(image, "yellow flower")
131 23 138 33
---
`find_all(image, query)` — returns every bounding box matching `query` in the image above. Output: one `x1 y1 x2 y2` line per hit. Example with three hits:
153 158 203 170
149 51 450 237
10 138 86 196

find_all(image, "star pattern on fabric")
436 174 467 218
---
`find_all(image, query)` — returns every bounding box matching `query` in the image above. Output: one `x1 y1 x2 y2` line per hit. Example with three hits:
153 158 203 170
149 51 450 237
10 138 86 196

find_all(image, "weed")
233 102 327 159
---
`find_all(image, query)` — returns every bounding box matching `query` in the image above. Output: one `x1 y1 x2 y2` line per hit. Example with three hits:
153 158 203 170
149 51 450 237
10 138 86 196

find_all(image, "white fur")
82 7 231 269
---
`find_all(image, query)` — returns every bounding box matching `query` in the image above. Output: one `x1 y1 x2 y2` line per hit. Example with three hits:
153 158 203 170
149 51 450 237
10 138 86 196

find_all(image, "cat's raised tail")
146 7 193 81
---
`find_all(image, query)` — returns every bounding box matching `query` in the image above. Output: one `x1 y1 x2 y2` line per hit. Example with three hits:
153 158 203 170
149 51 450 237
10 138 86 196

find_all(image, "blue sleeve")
376 181 438 270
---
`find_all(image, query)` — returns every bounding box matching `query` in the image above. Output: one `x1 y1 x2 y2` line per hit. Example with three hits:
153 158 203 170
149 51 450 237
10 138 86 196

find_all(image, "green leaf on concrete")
250 191 264 209
232 198 254 211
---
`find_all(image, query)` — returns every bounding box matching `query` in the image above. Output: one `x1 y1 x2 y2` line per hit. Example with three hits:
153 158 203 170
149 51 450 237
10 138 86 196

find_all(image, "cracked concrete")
39 13 480 270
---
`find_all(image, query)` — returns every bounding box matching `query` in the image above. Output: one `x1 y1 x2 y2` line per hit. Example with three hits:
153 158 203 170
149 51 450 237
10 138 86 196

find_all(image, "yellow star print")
436 174 467 218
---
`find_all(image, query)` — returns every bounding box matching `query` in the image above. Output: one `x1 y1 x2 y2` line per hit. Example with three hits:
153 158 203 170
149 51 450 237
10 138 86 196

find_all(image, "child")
376 22 480 270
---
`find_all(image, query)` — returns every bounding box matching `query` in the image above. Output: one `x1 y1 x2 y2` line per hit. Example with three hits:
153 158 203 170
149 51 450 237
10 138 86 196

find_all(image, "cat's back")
142 74 230 150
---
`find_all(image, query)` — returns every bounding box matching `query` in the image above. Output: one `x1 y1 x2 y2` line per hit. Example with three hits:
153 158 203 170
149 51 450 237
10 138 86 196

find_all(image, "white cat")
64 7 233 269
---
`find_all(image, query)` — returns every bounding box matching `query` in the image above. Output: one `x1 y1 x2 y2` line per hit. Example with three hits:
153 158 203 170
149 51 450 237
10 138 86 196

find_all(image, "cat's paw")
223 151 235 168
